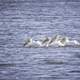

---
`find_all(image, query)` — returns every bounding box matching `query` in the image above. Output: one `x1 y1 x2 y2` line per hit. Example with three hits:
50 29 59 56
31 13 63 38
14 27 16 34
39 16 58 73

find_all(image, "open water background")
0 0 80 80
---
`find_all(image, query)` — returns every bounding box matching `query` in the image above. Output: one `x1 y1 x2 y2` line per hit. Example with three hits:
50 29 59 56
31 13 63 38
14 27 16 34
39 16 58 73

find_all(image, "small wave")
45 59 65 65
0 63 16 67
69 70 80 73
23 35 80 48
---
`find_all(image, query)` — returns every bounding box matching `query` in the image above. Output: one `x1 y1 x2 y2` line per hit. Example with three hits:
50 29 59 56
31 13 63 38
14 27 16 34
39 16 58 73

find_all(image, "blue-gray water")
0 0 80 80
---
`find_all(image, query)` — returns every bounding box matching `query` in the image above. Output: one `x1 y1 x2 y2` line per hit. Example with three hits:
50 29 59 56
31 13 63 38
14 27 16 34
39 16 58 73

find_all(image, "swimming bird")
72 40 80 45
57 36 80 47
39 36 50 47
23 38 41 47
23 37 32 47
58 36 69 46
23 36 49 47
66 39 80 46
48 35 65 47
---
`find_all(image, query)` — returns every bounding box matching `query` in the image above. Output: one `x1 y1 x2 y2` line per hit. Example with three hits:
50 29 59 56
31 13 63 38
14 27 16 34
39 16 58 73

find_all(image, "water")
0 0 80 80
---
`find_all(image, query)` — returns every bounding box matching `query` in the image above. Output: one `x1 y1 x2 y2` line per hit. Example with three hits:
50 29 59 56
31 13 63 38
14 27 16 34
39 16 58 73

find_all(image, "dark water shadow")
44 59 67 65
0 63 16 67
69 70 80 73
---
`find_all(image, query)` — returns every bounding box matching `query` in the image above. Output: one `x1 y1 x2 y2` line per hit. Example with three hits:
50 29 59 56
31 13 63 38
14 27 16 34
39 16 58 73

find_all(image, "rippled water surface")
0 0 80 80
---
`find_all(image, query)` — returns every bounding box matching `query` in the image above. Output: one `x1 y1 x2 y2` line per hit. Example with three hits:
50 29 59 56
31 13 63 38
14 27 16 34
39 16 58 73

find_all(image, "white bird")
66 39 80 46
23 36 50 47
58 36 69 47
48 35 65 47
38 36 50 47
23 37 33 47
56 36 80 47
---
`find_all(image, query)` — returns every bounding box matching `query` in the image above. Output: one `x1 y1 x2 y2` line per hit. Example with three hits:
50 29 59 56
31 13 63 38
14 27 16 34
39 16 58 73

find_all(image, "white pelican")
66 39 80 46
38 36 50 47
23 36 50 47
56 36 80 47
48 35 65 47
23 37 32 47
57 37 69 47
24 38 40 48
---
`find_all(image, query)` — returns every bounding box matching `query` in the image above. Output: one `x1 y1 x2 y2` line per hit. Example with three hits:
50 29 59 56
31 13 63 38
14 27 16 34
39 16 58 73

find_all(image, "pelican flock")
23 35 80 48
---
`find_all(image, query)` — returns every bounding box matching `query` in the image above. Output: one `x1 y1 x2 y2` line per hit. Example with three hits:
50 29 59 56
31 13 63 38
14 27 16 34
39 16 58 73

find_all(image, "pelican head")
49 35 57 44
23 37 32 46
57 36 69 47
40 36 50 44
60 37 68 43
47 35 64 47
51 35 63 42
